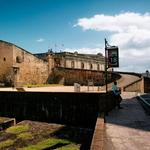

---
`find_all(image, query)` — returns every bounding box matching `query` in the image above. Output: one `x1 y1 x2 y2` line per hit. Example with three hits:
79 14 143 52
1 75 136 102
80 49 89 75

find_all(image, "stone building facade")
35 51 105 72
0 40 105 86
0 40 48 86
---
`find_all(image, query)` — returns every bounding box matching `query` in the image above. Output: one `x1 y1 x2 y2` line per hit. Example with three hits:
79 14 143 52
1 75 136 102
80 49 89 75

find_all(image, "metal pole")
105 38 108 93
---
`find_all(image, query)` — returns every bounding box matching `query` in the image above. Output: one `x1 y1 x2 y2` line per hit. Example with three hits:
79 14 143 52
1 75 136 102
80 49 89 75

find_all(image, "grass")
24 84 64 88
6 124 29 134
0 139 14 149
17 132 33 140
19 138 72 150
56 144 79 150
1 122 81 149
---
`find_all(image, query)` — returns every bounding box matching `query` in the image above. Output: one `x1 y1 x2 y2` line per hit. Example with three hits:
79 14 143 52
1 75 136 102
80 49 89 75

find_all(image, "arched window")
97 64 100 70
81 62 84 69
90 63 93 70
71 61 75 68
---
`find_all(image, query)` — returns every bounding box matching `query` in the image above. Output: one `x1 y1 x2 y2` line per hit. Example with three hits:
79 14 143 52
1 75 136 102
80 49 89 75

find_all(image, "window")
71 61 75 68
3 57 6 61
97 64 100 70
90 63 93 70
81 62 84 69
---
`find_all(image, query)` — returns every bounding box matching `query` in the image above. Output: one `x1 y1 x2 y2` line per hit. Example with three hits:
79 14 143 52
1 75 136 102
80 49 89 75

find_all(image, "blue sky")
0 0 150 72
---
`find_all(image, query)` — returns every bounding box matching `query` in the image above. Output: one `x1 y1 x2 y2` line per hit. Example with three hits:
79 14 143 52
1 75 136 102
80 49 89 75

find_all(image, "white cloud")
75 12 150 32
75 12 150 73
63 47 103 55
36 38 45 42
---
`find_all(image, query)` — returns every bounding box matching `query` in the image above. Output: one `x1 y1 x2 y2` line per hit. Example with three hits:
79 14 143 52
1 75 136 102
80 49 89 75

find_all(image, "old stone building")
0 40 105 86
35 51 105 71
0 40 48 86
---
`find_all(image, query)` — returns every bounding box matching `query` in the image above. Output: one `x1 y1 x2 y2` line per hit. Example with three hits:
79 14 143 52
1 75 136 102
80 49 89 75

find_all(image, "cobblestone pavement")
104 92 150 150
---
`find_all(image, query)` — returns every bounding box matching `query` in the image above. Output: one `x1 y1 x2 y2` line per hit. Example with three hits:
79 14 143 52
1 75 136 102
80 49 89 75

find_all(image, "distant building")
35 51 105 71
0 40 105 86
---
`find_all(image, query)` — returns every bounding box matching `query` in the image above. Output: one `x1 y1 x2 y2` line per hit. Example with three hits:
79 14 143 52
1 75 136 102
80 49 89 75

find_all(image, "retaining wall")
123 77 150 93
0 91 116 128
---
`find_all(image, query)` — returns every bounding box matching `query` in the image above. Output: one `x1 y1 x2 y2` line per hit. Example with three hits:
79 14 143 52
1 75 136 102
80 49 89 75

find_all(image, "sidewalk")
0 86 104 92
104 92 150 150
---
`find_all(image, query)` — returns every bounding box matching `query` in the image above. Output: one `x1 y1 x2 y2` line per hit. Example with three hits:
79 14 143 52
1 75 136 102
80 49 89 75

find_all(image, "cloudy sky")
0 0 150 73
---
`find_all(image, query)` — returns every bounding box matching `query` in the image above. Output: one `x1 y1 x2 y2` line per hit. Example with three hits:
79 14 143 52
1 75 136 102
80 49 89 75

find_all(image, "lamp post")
105 38 108 93
104 38 119 93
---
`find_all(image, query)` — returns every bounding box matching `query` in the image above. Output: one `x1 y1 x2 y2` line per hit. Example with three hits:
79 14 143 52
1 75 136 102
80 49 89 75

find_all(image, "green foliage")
17 132 33 140
24 84 63 88
19 138 71 150
56 144 79 150
0 139 14 149
6 125 29 134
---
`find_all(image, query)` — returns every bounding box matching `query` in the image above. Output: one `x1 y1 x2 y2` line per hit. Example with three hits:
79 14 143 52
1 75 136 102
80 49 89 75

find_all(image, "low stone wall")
48 67 121 86
0 91 116 127
0 92 98 128
90 113 104 150
123 78 142 92
123 77 150 93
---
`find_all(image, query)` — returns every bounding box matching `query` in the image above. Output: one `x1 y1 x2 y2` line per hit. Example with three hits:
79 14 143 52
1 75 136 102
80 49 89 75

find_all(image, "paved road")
104 92 150 150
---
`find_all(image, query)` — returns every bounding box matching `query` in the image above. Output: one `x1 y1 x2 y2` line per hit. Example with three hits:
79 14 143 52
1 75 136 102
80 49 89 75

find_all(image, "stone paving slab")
104 92 150 150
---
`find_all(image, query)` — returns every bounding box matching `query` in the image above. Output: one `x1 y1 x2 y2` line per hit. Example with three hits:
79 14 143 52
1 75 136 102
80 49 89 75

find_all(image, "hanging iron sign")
107 46 119 68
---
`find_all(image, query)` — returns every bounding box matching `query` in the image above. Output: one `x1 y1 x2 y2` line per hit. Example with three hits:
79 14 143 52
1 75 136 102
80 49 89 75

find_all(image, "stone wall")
0 91 117 128
0 41 13 84
12 46 48 85
123 78 142 92
123 76 150 93
0 91 99 128
49 67 105 85
48 67 121 86
0 41 49 86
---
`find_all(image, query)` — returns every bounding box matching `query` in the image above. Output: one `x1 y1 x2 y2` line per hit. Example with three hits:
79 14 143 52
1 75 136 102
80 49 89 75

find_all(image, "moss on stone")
6 124 29 134
19 138 71 150
0 139 14 149
17 132 33 140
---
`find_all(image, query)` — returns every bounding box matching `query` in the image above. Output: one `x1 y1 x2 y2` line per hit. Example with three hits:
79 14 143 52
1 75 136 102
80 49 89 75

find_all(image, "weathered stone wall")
122 76 150 93
0 92 99 128
0 41 13 84
0 41 49 86
0 91 117 128
123 78 142 92
12 46 48 85
48 67 105 85
48 67 121 86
